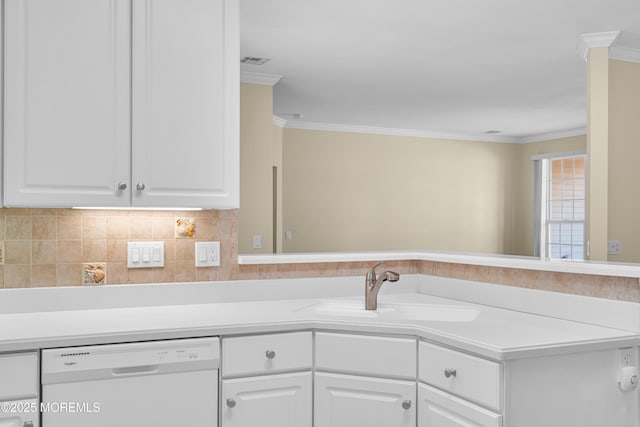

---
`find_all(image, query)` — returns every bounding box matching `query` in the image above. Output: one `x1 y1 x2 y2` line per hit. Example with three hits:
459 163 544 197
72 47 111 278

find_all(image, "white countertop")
2 287 637 361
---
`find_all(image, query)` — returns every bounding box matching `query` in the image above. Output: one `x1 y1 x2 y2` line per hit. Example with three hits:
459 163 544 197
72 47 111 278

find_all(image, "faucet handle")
367 262 383 283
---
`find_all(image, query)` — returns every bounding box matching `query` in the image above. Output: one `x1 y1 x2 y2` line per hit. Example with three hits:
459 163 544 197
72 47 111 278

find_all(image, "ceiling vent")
241 56 271 66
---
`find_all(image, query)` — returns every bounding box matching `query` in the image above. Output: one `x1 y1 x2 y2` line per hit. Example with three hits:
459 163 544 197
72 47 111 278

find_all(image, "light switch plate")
195 241 220 267
128 242 164 268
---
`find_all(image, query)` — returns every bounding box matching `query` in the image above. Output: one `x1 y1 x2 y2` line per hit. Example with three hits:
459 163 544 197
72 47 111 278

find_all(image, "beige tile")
163 240 176 262
176 239 195 262
106 216 130 239
82 239 107 261
151 210 175 217
128 268 153 284
5 241 31 264
57 264 82 286
237 264 258 280
31 265 57 287
106 262 128 285
57 240 83 263
57 215 82 239
130 216 153 239
175 261 196 282
32 216 57 240
31 208 59 216
196 216 217 240
4 208 32 216
5 216 33 240
107 239 128 262
32 240 57 264
56 208 82 216
0 241 4 264
4 264 31 288
0 216 5 240
0 265 4 287
82 216 107 239
152 217 174 239
196 267 218 282
153 262 176 283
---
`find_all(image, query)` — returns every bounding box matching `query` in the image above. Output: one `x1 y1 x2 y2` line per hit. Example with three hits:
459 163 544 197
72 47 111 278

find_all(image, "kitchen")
1 0 640 426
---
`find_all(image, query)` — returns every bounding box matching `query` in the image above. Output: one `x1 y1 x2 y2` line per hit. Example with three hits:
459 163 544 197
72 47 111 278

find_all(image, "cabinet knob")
401 400 412 410
117 182 127 191
226 398 236 408
23 423 34 427
444 368 457 378
266 350 276 359
136 182 146 191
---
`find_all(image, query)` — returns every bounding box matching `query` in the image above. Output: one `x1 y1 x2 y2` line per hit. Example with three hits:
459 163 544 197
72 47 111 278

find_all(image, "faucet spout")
365 262 400 310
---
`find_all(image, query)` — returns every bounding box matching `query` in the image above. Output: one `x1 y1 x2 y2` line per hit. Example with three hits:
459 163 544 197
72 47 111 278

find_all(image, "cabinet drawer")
0 352 39 400
222 332 312 377
419 341 501 410
316 332 416 379
419 383 502 427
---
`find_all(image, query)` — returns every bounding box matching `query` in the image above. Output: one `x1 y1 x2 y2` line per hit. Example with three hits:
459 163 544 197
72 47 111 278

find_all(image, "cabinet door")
418 383 501 427
4 0 131 207
314 372 415 427
222 372 312 427
132 0 239 208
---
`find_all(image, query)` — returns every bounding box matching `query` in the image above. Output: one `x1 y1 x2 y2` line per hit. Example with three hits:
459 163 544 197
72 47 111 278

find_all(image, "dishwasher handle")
112 364 160 376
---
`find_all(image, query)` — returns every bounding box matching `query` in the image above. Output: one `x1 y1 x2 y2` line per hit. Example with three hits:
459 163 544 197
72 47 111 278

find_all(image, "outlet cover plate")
196 241 220 267
128 242 164 268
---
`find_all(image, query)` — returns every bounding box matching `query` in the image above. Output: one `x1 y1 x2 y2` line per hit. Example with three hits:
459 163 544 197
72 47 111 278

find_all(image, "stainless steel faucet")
365 262 400 310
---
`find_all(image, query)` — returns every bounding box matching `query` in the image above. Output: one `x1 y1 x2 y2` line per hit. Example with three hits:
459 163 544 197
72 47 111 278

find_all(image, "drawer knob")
136 182 146 191
117 182 127 191
226 398 236 408
401 400 412 410
265 350 276 359
444 368 457 378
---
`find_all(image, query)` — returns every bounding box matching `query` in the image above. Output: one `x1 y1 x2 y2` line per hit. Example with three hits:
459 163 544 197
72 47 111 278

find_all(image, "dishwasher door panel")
42 369 217 427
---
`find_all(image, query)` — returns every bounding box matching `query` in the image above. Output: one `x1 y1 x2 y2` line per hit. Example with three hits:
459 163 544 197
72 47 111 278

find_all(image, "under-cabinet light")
72 207 203 211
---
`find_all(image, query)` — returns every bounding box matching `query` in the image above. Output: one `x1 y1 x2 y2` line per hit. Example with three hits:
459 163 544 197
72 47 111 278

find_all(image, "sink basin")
295 301 480 322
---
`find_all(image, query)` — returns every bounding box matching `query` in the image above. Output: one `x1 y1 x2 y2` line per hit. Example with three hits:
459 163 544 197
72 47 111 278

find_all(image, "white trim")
515 127 586 143
577 31 621 61
530 150 587 161
282 120 586 144
272 115 287 128
240 71 282 86
285 120 518 143
238 250 640 278
610 45 640 64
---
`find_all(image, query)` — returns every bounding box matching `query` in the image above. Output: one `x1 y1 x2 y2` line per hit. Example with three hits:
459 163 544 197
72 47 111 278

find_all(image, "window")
538 155 586 260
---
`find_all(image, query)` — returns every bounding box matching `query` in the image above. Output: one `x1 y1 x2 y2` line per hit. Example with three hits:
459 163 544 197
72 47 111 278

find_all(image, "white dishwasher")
41 337 219 427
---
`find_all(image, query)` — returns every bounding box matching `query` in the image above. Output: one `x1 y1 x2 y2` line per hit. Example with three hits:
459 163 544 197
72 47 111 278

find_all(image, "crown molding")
577 31 621 61
610 45 640 64
514 127 587 144
240 71 282 86
281 120 586 144
272 116 287 128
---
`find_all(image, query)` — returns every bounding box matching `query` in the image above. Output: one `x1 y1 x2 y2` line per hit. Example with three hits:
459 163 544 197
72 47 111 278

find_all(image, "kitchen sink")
295 301 480 322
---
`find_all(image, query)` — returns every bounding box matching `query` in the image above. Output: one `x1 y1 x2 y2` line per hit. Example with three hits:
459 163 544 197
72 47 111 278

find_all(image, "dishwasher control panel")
41 337 220 378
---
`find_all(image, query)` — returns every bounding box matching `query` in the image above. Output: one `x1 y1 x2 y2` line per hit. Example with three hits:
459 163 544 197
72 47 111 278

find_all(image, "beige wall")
511 135 587 256
608 59 640 262
282 128 518 253
239 83 274 253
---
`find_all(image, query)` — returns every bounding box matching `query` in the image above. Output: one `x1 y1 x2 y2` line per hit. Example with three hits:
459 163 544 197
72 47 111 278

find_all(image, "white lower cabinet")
222 371 312 427
418 383 501 427
314 372 416 427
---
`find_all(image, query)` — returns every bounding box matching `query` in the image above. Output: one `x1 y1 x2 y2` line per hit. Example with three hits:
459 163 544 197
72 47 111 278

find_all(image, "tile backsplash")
0 208 238 287
0 208 637 303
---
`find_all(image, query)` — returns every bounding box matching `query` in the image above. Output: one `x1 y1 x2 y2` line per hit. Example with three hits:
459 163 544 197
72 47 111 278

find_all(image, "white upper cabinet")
131 0 238 208
3 0 239 208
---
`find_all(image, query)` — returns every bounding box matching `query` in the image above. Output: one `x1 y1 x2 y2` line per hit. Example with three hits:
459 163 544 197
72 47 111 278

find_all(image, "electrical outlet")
195 242 220 267
620 348 636 367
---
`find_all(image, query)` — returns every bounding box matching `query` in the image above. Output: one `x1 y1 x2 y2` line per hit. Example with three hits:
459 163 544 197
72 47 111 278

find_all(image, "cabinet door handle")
226 398 236 408
136 182 146 191
401 400 412 410
265 350 276 359
117 182 127 191
444 368 457 378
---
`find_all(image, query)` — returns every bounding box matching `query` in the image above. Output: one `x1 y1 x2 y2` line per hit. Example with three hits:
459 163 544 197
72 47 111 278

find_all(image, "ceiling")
239 0 640 142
